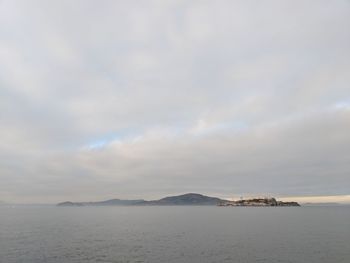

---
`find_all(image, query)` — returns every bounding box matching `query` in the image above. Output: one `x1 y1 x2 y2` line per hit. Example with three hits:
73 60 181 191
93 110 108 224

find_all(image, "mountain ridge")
57 193 224 206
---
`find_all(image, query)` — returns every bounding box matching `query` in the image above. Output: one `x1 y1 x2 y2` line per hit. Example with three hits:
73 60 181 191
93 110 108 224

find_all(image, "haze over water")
1 206 349 263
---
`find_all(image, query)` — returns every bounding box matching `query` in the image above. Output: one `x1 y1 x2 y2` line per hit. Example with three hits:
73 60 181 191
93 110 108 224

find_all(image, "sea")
0 205 349 263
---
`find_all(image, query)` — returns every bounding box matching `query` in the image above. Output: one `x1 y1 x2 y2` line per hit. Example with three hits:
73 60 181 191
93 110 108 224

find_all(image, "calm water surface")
0 206 349 263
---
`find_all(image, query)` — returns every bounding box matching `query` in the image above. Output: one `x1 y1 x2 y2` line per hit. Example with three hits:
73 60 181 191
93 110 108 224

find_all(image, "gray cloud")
0 0 349 203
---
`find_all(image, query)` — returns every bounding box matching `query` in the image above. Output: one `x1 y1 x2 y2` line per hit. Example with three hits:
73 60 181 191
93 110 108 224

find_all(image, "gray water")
0 206 349 263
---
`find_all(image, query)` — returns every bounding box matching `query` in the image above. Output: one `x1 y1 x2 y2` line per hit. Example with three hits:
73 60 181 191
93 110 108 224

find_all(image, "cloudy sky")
1 0 349 203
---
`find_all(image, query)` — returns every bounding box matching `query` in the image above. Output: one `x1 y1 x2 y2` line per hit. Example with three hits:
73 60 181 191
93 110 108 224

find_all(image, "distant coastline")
57 193 300 207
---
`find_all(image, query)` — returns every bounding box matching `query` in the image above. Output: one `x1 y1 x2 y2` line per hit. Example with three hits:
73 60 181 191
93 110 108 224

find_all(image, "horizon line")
2 193 350 205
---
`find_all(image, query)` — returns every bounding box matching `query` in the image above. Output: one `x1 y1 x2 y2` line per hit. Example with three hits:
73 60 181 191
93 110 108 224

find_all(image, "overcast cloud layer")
1 0 350 203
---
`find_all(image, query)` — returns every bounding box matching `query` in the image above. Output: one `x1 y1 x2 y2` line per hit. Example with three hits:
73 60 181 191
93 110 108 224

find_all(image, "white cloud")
0 0 349 203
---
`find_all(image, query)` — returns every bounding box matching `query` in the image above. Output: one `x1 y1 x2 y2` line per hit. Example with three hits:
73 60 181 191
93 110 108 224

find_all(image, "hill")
147 193 224 205
57 193 224 206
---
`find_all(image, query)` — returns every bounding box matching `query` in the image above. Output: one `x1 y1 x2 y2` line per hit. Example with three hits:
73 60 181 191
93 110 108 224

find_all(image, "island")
218 197 300 207
57 193 300 207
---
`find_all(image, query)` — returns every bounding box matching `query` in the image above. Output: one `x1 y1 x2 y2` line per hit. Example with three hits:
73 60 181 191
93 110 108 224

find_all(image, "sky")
0 0 350 204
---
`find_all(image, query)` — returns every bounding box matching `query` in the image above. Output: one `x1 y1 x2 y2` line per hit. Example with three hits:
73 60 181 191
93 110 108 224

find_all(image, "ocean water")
0 206 349 263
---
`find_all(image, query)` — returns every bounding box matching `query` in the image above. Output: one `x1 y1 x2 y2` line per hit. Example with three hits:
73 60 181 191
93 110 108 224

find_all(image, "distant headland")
57 193 300 207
